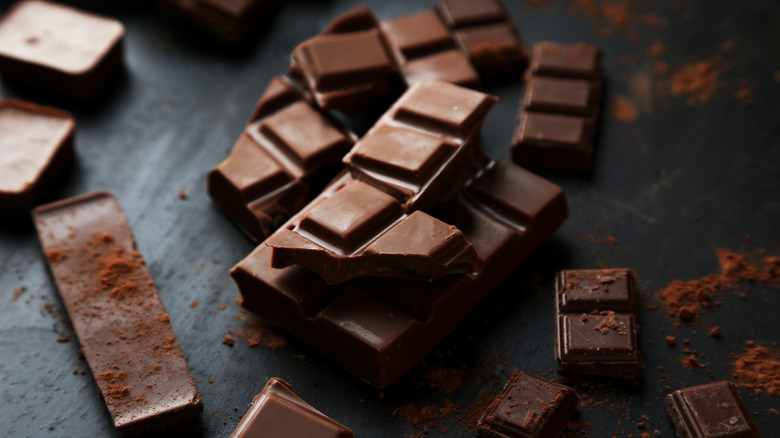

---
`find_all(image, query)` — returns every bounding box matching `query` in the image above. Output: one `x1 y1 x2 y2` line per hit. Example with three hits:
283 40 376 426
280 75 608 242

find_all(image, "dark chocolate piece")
513 112 595 172
157 0 272 43
232 160 568 387
522 76 599 117
477 370 579 438
665 381 763 438
33 192 203 437
231 378 354 438
529 42 604 81
207 76 355 242
554 269 644 379
436 0 508 28
0 99 74 215
0 1 124 99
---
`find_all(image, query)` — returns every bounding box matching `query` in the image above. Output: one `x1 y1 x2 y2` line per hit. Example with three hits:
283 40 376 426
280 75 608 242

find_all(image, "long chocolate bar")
157 0 272 43
232 160 568 387
512 42 604 172
231 378 354 438
0 99 74 215
665 381 763 438
207 76 355 242
555 269 644 379
33 192 202 436
0 1 124 99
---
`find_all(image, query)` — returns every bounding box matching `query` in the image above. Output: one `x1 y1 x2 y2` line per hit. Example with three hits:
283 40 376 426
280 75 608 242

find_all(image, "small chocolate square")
529 42 603 81
556 269 636 313
665 381 762 438
382 10 453 59
437 0 508 29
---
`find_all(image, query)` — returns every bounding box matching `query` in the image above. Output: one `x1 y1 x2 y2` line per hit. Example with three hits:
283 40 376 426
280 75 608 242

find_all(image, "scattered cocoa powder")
222 335 235 346
665 336 676 346
612 96 638 123
45 248 67 263
178 189 188 200
668 61 720 105
12 287 24 301
189 300 199 309
732 342 780 396
681 354 700 370
708 326 721 338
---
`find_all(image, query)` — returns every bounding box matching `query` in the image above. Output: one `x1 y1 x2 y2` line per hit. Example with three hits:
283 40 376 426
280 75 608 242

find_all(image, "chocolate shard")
231 378 354 438
0 0 124 99
157 0 273 43
207 76 355 242
33 192 203 437
232 160 568 387
0 99 75 215
665 381 763 438
477 370 579 438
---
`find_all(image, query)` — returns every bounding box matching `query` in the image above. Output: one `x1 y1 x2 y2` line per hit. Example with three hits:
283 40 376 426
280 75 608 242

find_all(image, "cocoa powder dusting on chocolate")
733 342 780 396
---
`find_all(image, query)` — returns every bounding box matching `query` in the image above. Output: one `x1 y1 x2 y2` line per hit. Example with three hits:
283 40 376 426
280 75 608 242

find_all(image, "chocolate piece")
401 50 481 89
33 192 203 437
0 99 74 215
555 269 644 379
665 381 763 438
477 370 579 438
207 76 355 242
231 378 354 438
289 6 397 116
0 1 124 99
513 112 595 172
522 77 599 117
232 160 568 387
529 42 604 81
436 0 508 28
157 0 271 43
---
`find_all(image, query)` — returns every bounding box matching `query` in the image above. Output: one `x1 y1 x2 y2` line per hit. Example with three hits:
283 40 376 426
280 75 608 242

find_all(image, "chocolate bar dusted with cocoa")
0 1 124 99
231 378 354 438
555 269 644 379
157 0 272 43
0 99 74 215
33 192 202 437
665 381 763 438
207 76 356 242
513 42 604 172
233 160 568 387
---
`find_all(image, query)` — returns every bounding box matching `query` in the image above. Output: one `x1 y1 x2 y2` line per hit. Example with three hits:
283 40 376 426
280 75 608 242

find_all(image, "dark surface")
1 1 779 437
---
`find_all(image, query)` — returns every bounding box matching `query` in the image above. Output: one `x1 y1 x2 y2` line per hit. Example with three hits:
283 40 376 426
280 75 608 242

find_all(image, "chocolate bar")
231 378 354 438
477 371 578 438
33 192 202 437
0 99 74 215
665 381 763 438
207 76 355 242
437 0 527 77
0 1 124 99
232 160 568 387
382 10 480 89
555 269 644 379
157 0 272 43
288 6 398 116
512 42 604 172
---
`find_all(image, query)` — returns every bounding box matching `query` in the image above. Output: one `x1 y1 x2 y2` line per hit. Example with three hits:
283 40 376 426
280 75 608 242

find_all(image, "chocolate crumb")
708 326 721 338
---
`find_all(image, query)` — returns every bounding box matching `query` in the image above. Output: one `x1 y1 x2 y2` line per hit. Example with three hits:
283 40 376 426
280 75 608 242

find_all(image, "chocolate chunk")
231 378 353 438
232 160 568 387
436 0 508 29
33 192 202 437
477 371 578 438
207 76 355 242
522 76 599 117
665 381 763 438
401 49 481 89
157 0 272 43
556 269 637 313
529 42 604 81
0 99 74 215
0 1 124 99
512 112 595 172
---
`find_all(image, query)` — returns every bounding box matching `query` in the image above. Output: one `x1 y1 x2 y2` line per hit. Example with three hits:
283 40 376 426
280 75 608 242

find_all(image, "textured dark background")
1 0 779 437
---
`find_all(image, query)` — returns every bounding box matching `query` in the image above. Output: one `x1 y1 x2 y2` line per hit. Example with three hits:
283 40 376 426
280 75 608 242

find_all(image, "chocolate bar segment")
401 50 481 90
207 76 355 242
233 161 568 387
513 112 595 172
231 378 353 438
436 0 508 28
665 381 763 438
477 371 579 438
0 0 124 99
33 192 202 437
556 268 636 313
529 42 604 81
522 77 599 117
0 99 74 215
157 0 272 43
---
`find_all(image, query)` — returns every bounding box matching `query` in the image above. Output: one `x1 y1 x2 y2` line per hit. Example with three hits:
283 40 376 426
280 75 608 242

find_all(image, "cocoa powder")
733 341 780 396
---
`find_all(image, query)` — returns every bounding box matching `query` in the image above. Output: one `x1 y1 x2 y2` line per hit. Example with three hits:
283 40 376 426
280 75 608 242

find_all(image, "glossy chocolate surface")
477 371 579 438
382 10 453 60
436 0 507 29
529 42 604 81
512 108 595 173
0 99 74 215
665 381 763 438
231 378 353 438
556 268 636 313
157 0 271 43
0 0 124 99
33 192 202 437
523 76 599 117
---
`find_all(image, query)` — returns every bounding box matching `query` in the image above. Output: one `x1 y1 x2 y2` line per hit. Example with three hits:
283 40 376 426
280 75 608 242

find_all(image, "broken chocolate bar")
665 381 763 438
33 192 202 437
555 269 644 379
233 160 568 387
231 378 354 438
477 370 579 438
0 0 124 99
0 99 74 215
207 76 355 242
157 0 272 43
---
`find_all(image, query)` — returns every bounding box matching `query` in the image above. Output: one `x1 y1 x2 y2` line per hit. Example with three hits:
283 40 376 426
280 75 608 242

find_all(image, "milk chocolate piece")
231 378 354 438
529 42 604 81
157 0 272 43
0 1 124 99
477 371 579 438
0 99 74 215
522 77 599 117
401 50 481 89
207 76 355 242
33 192 202 437
665 381 763 438
555 269 644 379
436 0 508 28
232 161 568 387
